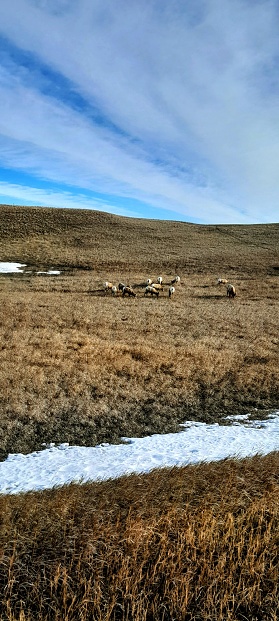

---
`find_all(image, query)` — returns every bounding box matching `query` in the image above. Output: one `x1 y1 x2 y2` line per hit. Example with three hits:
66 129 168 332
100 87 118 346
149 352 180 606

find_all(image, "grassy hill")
0 204 279 620
0 203 278 457
0 203 279 273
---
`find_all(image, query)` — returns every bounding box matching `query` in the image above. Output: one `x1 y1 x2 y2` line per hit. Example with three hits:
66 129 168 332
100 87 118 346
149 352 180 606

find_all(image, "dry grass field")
0 453 279 620
0 204 279 620
0 204 278 457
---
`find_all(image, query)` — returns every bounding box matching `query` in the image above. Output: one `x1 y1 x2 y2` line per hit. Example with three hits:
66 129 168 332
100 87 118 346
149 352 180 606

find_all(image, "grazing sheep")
146 278 152 286
144 285 159 298
150 282 164 291
157 276 163 285
104 281 113 293
169 286 175 298
171 275 180 285
122 286 136 298
227 284 236 298
112 286 123 297
217 278 228 285
118 282 126 291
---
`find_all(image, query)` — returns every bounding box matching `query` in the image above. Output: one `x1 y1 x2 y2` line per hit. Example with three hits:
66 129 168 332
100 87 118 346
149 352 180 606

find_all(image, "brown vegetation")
1 204 279 620
0 204 278 457
0 452 279 620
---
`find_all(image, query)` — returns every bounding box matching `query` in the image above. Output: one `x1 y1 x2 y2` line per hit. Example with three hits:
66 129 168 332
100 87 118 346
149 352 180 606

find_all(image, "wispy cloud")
0 0 278 223
0 181 139 217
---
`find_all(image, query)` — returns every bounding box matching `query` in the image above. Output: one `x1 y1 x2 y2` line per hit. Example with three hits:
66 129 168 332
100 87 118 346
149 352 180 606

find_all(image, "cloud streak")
0 0 279 223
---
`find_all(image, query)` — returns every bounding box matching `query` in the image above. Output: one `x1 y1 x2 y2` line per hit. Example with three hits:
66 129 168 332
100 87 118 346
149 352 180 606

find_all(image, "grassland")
0 203 279 620
0 203 278 457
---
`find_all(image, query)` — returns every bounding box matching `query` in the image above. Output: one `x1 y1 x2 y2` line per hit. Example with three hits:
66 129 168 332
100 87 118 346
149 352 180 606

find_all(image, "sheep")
150 282 164 291
217 278 228 285
112 286 123 297
157 276 163 285
146 278 152 286
171 275 180 285
227 284 236 298
122 286 136 298
104 281 113 293
144 285 159 298
169 286 175 298
118 282 126 291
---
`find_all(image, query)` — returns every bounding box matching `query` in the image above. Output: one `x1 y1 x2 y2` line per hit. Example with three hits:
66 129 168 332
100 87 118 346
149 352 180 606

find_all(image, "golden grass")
1 453 279 620
0 205 279 456
0 205 279 619
0 277 278 456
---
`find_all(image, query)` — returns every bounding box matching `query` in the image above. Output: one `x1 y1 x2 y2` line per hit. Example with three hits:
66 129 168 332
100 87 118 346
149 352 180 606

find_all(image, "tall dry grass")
0 453 279 620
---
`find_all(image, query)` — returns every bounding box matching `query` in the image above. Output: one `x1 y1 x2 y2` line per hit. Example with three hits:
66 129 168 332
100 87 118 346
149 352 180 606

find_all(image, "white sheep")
217 278 228 285
171 275 180 285
169 286 175 298
227 284 236 298
111 286 118 295
144 286 159 298
146 278 152 286
157 276 163 285
104 281 113 293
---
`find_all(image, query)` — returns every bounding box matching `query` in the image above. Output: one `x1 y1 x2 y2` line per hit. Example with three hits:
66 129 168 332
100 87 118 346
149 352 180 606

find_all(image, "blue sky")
0 0 278 224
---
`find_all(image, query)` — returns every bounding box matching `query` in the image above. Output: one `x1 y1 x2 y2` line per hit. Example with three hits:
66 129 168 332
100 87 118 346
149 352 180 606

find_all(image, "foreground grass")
0 204 279 456
0 453 279 620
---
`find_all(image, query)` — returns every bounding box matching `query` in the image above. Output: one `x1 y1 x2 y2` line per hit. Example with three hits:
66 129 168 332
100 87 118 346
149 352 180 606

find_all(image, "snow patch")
0 413 278 495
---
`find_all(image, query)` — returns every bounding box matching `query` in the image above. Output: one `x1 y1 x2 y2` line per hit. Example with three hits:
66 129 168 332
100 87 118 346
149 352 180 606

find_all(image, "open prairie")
0 203 278 457
1 204 279 620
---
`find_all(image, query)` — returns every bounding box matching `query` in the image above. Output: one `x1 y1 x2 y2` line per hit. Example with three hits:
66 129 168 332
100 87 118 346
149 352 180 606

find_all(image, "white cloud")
0 0 279 223
0 181 138 217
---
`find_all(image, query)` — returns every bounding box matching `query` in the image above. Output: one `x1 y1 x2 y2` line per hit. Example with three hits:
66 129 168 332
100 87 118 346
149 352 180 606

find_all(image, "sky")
0 413 279 495
0 0 279 225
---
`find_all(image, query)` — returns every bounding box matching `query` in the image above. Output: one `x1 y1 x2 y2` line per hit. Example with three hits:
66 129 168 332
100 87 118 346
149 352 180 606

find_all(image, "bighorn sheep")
227 284 236 298
144 285 159 298
169 286 175 298
122 286 136 297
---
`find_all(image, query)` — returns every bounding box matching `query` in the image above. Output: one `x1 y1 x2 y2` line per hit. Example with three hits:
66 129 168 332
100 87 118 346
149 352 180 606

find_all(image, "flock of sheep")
104 275 181 299
103 276 237 299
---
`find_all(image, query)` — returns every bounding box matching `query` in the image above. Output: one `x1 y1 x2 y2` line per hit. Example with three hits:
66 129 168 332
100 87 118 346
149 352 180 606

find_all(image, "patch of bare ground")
0 452 279 620
0 204 278 456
